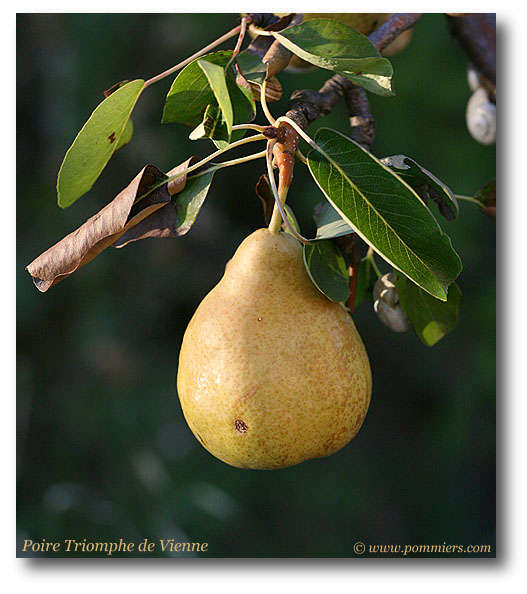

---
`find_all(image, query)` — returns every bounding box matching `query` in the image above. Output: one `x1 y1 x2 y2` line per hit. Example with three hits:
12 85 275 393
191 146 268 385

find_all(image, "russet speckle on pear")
176 229 372 469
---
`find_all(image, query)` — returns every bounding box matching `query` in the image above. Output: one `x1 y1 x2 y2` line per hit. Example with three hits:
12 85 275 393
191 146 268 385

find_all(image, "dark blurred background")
16 13 496 557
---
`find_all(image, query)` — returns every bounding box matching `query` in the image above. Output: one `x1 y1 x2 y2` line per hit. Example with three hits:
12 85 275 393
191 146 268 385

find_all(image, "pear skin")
177 229 372 469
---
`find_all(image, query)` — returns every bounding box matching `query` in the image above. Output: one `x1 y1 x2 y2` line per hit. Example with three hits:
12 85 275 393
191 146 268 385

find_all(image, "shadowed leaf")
313 201 354 240
255 174 274 223
474 178 496 220
303 240 350 303
380 155 459 221
307 127 462 300
396 274 462 346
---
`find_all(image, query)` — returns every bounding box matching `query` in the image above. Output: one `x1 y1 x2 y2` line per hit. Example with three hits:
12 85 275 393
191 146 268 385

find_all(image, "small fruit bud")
373 273 409 333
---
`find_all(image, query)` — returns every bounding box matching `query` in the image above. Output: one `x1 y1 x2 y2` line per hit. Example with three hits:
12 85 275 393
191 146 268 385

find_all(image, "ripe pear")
177 229 372 469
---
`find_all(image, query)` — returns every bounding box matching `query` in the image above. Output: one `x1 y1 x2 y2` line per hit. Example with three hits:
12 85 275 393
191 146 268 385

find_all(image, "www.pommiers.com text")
352 541 492 555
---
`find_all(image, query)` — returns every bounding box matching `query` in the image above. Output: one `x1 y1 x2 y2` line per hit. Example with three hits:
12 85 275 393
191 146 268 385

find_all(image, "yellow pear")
177 229 372 470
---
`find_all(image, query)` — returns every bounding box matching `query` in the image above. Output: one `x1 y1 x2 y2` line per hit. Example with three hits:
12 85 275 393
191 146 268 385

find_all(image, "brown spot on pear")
176 229 372 469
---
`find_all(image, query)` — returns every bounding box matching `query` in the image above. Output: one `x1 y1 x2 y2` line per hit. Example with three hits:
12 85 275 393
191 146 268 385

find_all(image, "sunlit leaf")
197 59 233 136
272 19 393 96
162 51 255 145
57 79 145 208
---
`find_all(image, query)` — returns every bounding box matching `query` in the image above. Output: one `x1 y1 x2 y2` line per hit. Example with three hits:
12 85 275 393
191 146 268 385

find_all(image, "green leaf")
396 275 462 346
189 104 222 141
173 169 216 235
113 167 216 247
282 204 302 237
303 240 350 303
197 59 233 136
313 201 354 240
474 178 496 207
237 49 268 87
57 79 145 208
162 51 255 145
115 117 134 151
380 155 459 221
272 19 393 96
307 128 462 301
354 258 377 307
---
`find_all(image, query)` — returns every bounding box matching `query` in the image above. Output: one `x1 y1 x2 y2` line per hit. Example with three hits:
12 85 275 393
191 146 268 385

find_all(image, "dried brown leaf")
255 174 274 223
26 160 196 292
113 157 205 247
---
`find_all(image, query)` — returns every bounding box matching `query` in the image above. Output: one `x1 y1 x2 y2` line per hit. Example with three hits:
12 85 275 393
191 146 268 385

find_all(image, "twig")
369 13 422 52
144 24 241 88
345 86 376 149
282 14 423 133
447 14 496 85
335 234 361 313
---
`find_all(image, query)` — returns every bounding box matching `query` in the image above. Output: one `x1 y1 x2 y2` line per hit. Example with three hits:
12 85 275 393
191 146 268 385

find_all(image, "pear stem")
266 140 308 243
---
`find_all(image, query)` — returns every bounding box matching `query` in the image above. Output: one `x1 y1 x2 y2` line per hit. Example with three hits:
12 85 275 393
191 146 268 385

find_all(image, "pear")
177 229 372 469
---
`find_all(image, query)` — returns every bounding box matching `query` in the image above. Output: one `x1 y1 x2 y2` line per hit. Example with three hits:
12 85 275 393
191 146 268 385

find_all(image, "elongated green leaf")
115 118 134 151
162 51 254 145
396 275 462 346
307 128 462 301
57 79 145 208
197 60 233 136
303 240 350 303
272 19 393 96
380 155 459 221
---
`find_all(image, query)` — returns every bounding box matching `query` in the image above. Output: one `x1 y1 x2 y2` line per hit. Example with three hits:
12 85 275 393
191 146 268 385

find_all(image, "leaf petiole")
144 23 242 88
365 246 382 278
186 149 267 181
455 194 485 208
260 80 276 125
135 133 266 204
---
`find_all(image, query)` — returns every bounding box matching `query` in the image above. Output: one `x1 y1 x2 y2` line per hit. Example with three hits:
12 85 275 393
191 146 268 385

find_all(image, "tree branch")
282 13 422 139
447 14 496 85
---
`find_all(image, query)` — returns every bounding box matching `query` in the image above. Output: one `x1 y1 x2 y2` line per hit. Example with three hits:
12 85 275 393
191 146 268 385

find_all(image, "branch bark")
447 14 496 85
282 13 422 141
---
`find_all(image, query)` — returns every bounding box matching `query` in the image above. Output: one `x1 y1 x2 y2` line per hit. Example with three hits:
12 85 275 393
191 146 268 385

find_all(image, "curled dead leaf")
113 158 214 247
247 76 282 103
26 158 198 292
255 174 274 223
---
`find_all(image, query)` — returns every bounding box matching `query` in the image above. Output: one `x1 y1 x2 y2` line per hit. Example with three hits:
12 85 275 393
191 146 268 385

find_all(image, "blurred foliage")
17 14 495 557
